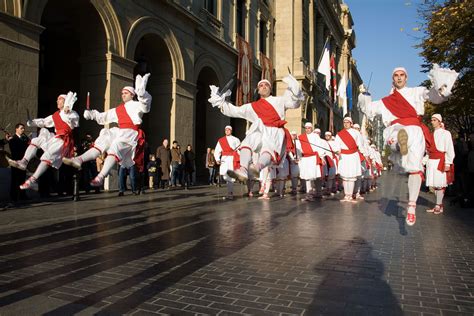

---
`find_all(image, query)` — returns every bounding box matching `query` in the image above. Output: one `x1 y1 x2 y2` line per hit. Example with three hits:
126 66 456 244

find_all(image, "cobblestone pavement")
0 172 473 315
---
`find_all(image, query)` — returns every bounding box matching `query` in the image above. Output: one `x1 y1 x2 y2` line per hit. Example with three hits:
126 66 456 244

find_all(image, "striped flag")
330 54 337 105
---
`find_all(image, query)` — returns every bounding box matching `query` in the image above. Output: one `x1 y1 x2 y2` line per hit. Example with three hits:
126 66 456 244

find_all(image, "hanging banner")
237 35 252 106
260 52 273 83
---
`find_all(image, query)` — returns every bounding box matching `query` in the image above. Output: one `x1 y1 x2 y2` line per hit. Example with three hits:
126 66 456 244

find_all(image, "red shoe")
406 213 416 226
20 176 37 190
426 204 441 213
258 194 270 200
90 174 104 187
406 202 417 226
434 204 444 215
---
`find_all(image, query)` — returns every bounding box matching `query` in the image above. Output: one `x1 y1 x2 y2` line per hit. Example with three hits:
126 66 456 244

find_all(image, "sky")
344 0 428 99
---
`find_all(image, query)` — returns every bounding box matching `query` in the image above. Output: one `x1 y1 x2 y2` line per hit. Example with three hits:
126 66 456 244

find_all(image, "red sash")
427 130 455 183
218 136 240 170
251 98 293 162
116 103 139 131
338 129 358 154
298 134 322 165
326 142 338 168
52 111 74 158
383 89 434 152
133 129 146 173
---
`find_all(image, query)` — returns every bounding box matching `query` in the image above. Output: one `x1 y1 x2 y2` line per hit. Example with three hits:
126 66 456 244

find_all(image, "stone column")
0 12 44 129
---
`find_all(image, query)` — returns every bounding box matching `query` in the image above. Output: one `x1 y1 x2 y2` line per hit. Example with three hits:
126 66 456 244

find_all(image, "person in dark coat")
184 144 195 189
155 138 171 189
7 123 29 201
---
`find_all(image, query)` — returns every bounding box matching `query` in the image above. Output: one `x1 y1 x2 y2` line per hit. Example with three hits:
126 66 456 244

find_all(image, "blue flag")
347 79 352 111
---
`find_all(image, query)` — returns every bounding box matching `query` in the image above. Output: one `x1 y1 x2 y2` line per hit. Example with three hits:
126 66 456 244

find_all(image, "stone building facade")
0 0 364 186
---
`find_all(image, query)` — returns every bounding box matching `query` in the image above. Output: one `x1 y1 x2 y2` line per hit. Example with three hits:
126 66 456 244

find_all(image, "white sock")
239 148 251 170
306 180 313 193
256 153 272 171
32 161 50 179
99 156 117 178
436 189 444 205
227 180 233 195
79 147 101 163
23 145 38 163
408 174 422 203
347 181 355 196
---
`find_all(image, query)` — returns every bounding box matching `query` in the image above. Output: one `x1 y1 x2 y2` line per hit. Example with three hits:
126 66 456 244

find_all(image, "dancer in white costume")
334 117 363 203
214 126 241 200
208 76 303 182
297 123 327 201
8 92 79 189
63 74 151 186
358 64 458 225
425 114 455 215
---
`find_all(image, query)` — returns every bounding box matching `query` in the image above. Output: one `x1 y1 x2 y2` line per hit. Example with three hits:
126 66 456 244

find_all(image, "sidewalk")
0 172 472 315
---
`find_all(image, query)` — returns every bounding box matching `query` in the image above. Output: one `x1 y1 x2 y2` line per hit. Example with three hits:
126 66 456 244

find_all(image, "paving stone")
0 174 472 315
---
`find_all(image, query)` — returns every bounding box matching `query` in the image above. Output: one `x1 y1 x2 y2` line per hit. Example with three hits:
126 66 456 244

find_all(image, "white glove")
208 85 231 108
63 91 77 112
428 64 459 97
135 73 151 97
83 110 94 120
357 92 372 115
282 74 300 96
26 119 35 127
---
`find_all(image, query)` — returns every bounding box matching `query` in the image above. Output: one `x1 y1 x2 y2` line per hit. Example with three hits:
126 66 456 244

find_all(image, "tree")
417 0 474 137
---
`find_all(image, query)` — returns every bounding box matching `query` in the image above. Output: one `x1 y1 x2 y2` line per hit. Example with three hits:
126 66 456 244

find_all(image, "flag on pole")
347 79 353 111
330 54 337 104
337 72 348 116
317 41 331 90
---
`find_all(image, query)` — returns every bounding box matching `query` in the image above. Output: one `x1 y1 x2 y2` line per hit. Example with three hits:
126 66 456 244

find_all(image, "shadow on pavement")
306 237 403 315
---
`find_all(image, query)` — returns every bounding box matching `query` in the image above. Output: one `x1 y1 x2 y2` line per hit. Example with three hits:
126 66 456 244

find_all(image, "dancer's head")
290 130 297 140
57 94 67 111
304 122 313 134
392 67 408 90
431 113 442 129
257 79 272 98
121 86 136 103
325 131 332 141
225 125 233 136
343 116 353 129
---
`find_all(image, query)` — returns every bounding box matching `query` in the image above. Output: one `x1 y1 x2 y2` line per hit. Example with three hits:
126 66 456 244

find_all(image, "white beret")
122 86 136 95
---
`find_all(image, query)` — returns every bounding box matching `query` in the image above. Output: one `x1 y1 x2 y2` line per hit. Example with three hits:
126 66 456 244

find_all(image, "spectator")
7 123 29 201
184 144 195 189
170 141 182 187
147 153 158 190
118 165 137 196
156 139 171 189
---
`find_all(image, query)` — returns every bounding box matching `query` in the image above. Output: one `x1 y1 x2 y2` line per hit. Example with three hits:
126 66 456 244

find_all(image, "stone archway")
195 66 222 180
132 34 173 152
23 0 124 55
37 0 108 139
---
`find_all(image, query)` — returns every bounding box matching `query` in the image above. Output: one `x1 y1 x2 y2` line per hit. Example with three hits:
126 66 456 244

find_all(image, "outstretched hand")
135 73 151 97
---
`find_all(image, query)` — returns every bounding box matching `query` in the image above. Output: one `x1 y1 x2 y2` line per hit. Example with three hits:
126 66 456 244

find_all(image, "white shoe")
7 158 27 171
90 174 104 187
20 176 37 190
62 157 82 170
226 168 248 182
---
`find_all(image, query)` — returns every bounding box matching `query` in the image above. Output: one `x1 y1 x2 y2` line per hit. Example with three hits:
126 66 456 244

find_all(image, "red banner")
260 52 273 83
237 35 252 106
